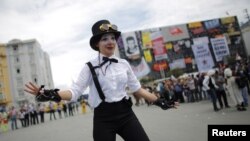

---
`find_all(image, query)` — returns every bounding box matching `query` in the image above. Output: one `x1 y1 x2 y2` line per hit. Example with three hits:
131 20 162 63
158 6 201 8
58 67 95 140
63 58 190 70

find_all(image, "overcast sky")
0 0 249 88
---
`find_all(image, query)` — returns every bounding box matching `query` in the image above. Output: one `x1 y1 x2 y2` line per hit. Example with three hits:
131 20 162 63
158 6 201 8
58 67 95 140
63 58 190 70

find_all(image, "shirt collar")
99 53 117 61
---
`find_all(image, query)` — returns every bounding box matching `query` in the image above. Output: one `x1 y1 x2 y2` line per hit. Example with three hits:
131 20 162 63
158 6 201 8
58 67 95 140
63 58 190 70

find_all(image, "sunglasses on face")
99 24 118 31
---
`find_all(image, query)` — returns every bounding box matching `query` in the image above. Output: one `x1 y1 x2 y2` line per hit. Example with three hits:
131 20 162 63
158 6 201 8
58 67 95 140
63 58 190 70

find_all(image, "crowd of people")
133 59 249 112
1 64 249 134
0 101 80 133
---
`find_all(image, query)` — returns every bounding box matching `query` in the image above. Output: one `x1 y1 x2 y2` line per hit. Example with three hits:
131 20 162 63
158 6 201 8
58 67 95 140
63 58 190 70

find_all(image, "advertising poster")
192 44 214 72
130 58 150 79
161 24 190 42
193 37 209 45
188 21 206 36
143 50 153 63
204 19 220 30
141 31 152 49
210 36 230 61
169 59 186 69
150 30 168 61
121 32 140 57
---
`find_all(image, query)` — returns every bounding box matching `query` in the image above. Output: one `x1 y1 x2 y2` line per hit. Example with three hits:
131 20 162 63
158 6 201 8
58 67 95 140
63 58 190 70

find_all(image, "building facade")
4 39 54 107
116 16 247 80
241 20 250 56
0 43 12 107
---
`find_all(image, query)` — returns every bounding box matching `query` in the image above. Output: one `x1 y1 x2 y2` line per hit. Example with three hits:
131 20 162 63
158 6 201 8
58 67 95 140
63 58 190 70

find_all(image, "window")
30 65 36 74
32 75 38 84
16 78 23 87
29 54 35 64
28 44 33 54
18 89 24 97
16 68 20 74
13 45 18 51
0 92 4 100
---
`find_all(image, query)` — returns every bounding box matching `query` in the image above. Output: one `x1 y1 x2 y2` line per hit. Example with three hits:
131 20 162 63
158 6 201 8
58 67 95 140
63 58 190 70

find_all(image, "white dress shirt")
69 54 141 108
202 75 218 91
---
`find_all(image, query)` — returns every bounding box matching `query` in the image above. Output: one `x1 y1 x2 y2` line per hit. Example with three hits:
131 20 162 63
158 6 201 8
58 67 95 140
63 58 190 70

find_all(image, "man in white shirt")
203 69 220 111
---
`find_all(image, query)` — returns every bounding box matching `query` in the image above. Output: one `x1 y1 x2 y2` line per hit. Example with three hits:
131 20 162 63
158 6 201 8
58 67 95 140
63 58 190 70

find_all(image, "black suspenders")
87 61 133 107
86 62 105 101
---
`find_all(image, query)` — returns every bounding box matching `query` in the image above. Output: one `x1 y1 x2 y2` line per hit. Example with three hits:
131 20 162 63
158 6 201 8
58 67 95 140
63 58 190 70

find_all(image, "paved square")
1 99 250 141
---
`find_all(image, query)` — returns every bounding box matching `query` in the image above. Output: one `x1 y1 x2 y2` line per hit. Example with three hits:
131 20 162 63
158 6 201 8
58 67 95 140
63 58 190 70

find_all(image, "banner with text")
210 36 230 61
192 44 214 72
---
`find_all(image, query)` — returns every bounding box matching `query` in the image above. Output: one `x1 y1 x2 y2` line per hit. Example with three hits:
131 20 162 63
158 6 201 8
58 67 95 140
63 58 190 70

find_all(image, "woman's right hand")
24 82 41 96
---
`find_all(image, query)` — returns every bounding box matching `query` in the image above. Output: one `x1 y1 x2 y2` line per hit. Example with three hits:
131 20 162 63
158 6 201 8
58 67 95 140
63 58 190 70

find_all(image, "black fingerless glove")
35 85 61 102
154 98 172 110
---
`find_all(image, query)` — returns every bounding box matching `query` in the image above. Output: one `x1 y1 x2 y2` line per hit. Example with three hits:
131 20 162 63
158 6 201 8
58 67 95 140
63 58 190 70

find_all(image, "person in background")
49 102 56 120
38 103 45 123
62 101 68 118
57 103 62 119
214 70 230 109
224 68 246 111
235 65 249 107
0 108 9 132
19 108 25 127
9 106 18 130
203 70 220 112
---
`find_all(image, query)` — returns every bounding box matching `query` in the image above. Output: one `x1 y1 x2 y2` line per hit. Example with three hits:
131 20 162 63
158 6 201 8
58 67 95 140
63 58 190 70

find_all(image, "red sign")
153 61 168 71
169 27 183 35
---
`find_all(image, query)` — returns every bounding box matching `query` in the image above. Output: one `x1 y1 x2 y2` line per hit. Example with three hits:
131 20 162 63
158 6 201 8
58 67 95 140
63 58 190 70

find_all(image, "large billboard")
117 16 246 79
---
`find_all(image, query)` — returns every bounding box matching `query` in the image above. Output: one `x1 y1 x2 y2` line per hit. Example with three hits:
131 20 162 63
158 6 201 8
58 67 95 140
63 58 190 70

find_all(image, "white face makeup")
97 33 117 57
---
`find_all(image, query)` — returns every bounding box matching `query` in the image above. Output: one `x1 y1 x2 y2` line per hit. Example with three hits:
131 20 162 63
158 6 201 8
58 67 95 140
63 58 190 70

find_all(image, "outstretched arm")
133 88 158 103
133 88 179 110
24 82 72 101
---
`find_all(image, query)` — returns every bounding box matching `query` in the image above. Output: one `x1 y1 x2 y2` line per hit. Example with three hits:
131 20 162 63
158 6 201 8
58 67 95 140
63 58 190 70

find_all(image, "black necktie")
102 57 118 63
95 57 118 69
97 57 118 75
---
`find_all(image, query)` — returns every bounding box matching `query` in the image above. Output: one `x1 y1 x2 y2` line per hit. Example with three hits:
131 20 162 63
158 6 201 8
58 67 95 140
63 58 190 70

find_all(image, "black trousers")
216 89 229 108
93 98 150 141
207 89 219 111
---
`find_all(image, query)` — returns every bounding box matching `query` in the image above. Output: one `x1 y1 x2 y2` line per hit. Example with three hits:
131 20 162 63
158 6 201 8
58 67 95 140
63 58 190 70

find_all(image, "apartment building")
4 39 54 107
0 43 12 107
